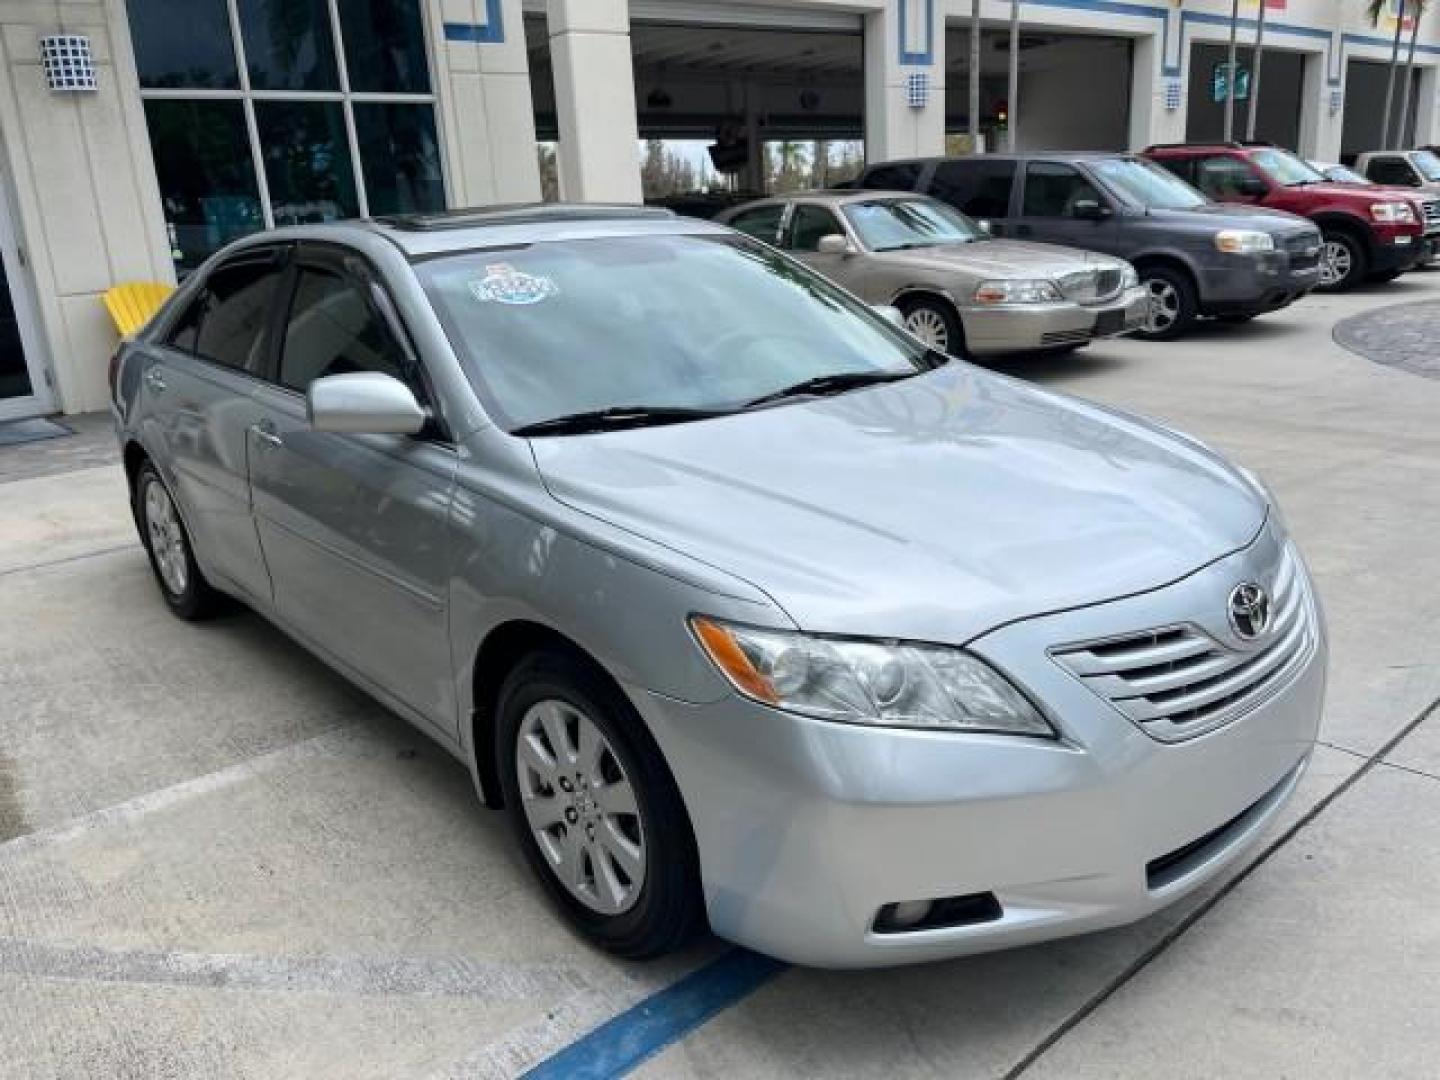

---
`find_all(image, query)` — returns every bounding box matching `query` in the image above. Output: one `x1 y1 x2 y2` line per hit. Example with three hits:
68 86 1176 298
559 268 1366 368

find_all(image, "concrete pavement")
1 274 1438 1077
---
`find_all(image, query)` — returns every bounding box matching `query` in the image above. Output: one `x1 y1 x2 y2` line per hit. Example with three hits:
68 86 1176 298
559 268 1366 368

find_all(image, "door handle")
249 421 282 449
144 369 167 393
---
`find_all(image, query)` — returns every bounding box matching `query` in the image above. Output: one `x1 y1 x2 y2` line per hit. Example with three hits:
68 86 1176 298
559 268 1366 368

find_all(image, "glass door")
0 161 51 421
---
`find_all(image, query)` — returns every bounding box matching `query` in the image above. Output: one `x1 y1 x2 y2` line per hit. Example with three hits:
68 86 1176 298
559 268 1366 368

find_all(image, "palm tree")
1007 0 1021 151
1394 0 1429 146
1245 0 1270 141
1223 0 1241 141
969 0 982 149
1368 0 1409 148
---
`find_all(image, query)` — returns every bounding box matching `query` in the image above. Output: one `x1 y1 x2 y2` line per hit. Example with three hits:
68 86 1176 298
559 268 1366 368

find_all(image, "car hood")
871 239 1126 277
1146 203 1313 234
529 364 1266 644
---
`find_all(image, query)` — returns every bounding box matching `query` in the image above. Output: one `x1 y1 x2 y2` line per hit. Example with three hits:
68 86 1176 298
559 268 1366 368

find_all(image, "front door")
246 246 457 733
1011 161 1121 254
0 161 52 420
784 203 868 295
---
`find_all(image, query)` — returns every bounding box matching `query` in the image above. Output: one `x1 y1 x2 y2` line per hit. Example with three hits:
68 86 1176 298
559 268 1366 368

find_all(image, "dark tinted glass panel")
194 259 283 374
860 163 921 191
0 261 33 400
929 160 1016 218
126 0 238 88
339 0 430 93
279 268 406 392
144 100 264 273
354 104 444 215
256 101 359 225
1367 158 1417 185
1022 163 1103 217
237 0 338 90
1194 156 1258 199
787 205 842 251
727 205 785 242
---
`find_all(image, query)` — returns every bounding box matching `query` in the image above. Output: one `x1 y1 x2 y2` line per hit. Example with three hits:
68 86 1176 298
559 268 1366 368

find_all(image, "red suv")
1145 143 1425 291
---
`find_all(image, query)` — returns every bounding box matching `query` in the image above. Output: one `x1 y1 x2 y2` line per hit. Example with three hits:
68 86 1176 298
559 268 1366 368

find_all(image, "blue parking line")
522 949 789 1079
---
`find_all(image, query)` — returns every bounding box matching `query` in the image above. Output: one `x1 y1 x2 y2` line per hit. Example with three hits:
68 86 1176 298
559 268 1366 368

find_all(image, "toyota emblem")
1227 582 1271 641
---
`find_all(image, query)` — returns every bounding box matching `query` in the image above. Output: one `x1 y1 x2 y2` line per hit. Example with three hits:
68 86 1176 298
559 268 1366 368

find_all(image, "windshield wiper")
743 370 916 409
511 405 732 436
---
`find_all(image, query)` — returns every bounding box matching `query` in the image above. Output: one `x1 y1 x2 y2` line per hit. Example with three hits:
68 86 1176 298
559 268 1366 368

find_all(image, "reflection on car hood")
872 239 1126 278
530 364 1266 644
1147 203 1314 233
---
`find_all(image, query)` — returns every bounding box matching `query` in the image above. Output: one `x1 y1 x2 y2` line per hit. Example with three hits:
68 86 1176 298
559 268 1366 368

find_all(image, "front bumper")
634 528 1325 968
1198 251 1319 315
1372 231 1427 274
960 286 1147 355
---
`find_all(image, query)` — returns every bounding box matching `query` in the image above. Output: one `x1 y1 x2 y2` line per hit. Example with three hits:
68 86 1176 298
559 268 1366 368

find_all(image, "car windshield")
842 198 985 250
1250 148 1325 186
418 234 935 433
1090 158 1207 210
1413 151 1440 180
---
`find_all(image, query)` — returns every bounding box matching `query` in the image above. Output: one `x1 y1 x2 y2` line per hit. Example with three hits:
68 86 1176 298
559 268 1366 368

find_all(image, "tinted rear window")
860 163 922 191
928 160 1016 218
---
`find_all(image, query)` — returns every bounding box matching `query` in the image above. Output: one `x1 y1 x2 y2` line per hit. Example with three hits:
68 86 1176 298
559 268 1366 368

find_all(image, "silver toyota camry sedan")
112 205 1325 968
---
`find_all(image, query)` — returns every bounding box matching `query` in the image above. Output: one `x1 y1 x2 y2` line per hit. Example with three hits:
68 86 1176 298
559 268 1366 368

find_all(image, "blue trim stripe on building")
444 0 505 44
522 950 789 1080
898 0 936 66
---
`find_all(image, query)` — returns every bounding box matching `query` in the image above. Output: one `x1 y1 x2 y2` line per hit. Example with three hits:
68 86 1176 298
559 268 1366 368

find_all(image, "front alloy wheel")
515 699 646 917
1144 279 1180 335
497 651 702 959
1317 232 1366 291
898 297 964 356
1132 266 1196 341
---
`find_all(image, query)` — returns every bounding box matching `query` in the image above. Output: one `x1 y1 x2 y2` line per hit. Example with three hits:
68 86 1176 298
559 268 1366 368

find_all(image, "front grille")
1051 545 1314 743
1421 198 1440 234
1058 268 1124 305
1040 328 1092 346
1284 233 1322 271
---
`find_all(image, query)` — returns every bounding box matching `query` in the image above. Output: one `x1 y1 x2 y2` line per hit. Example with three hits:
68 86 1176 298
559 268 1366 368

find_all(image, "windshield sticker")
468 264 559 306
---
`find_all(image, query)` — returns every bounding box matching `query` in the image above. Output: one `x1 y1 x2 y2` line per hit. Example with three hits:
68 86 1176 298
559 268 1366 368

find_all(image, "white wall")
0 0 173 415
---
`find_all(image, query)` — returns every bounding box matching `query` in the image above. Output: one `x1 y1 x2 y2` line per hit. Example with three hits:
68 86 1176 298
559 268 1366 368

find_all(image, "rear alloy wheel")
497 651 703 959
1133 267 1197 341
1317 232 1366 291
134 462 224 620
899 297 964 356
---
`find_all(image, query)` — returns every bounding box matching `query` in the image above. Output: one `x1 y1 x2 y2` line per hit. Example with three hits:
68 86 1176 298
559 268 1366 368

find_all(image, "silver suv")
112 205 1325 967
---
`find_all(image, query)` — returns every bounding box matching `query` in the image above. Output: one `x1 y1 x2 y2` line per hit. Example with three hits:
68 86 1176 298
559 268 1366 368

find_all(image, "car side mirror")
308 372 427 436
1071 199 1111 221
816 233 854 255
873 304 906 329
1237 177 1269 197
976 219 994 235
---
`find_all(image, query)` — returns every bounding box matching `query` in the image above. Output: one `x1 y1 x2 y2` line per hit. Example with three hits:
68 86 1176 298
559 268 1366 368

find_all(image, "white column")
1299 49 1341 161
431 0 541 205
863 0 945 163
1129 32 1184 150
546 0 641 202
1412 66 1440 148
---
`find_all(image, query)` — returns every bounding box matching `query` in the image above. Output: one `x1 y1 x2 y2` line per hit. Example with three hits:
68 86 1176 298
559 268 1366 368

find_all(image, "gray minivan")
856 153 1322 339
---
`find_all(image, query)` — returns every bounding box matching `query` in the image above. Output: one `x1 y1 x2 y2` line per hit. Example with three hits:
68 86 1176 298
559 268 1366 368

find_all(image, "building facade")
1 0 1436 418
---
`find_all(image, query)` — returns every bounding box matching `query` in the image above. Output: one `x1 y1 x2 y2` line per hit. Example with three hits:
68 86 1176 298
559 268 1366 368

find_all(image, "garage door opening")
525 8 864 207
1342 58 1421 160
1185 42 1307 148
944 27 1133 153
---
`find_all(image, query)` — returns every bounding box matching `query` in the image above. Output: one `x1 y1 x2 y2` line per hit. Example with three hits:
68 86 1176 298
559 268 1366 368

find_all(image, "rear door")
245 243 459 733
140 248 287 604
925 158 1017 233
1011 161 1121 252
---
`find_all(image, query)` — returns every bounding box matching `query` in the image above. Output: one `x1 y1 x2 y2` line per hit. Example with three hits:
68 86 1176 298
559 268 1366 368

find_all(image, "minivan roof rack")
374 204 675 231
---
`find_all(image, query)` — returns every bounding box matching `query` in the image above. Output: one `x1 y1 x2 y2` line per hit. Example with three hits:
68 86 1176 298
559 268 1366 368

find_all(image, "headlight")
1214 230 1276 254
690 616 1054 736
1120 263 1140 288
1371 201 1416 223
973 279 1063 304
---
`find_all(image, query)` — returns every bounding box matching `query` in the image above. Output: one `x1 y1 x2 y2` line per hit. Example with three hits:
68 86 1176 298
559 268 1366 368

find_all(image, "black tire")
1132 265 1198 341
133 461 225 620
897 295 966 357
496 650 703 959
1317 230 1368 292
